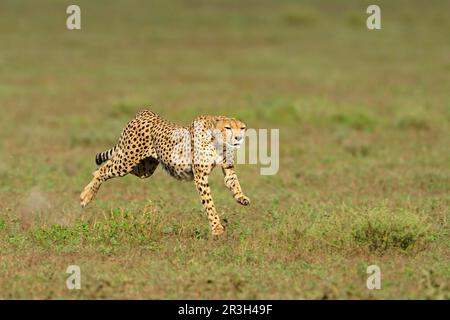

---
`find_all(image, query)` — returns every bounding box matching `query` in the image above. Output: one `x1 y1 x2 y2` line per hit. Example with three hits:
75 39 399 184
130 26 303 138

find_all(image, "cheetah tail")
95 146 117 165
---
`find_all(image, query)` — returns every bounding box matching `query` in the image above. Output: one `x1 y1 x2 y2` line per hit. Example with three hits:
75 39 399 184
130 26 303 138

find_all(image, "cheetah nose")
235 136 242 141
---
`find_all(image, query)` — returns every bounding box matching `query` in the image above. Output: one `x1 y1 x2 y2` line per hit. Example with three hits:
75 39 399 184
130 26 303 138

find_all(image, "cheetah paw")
211 224 225 236
236 195 250 206
80 187 94 208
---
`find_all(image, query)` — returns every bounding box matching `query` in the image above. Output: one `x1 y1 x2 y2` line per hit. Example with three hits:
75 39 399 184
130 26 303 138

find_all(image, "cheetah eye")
224 126 231 130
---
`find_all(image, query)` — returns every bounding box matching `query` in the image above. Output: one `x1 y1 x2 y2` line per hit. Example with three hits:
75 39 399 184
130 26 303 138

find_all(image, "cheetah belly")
161 162 194 181
150 127 195 181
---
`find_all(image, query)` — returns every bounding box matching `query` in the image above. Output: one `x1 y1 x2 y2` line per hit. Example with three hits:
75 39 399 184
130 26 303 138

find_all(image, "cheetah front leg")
193 165 225 236
222 165 250 206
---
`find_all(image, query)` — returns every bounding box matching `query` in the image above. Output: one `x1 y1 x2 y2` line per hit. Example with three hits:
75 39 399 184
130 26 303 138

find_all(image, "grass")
0 0 449 299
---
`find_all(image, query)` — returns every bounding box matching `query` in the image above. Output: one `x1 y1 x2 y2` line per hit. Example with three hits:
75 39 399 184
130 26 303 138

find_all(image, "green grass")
0 0 449 299
351 206 430 252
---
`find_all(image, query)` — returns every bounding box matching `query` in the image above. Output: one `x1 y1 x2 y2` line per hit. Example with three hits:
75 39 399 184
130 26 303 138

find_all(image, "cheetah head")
213 116 247 150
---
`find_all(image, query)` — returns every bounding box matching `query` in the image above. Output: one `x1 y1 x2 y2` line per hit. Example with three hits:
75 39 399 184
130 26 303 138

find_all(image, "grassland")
0 0 449 299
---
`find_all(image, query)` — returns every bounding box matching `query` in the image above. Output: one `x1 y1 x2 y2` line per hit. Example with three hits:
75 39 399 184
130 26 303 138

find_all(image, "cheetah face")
214 117 247 150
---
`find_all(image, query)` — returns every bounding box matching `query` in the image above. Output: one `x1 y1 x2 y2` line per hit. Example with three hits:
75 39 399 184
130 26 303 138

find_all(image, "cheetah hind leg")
80 157 158 207
80 165 108 208
131 157 159 179
80 153 142 207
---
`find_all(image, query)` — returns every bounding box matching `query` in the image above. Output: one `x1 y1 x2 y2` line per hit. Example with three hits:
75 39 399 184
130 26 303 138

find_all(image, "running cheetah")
80 110 250 236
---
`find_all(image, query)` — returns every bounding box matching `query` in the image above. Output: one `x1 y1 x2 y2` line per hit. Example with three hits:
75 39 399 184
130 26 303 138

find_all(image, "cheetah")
80 110 250 236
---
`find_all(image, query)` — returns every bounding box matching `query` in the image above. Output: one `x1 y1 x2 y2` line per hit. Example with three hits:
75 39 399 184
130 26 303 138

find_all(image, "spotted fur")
80 110 250 236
